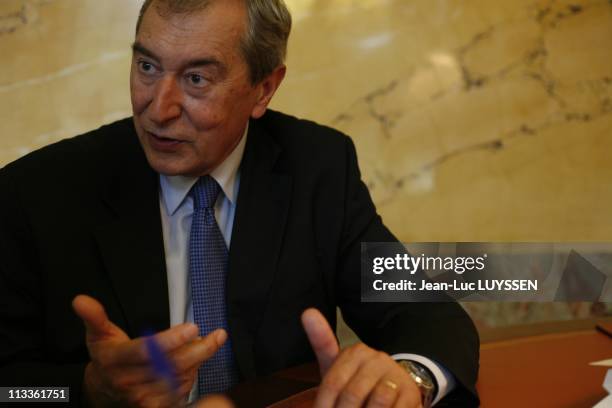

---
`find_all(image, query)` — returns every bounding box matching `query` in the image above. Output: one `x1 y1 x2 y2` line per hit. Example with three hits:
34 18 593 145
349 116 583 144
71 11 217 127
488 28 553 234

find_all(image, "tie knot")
190 176 221 209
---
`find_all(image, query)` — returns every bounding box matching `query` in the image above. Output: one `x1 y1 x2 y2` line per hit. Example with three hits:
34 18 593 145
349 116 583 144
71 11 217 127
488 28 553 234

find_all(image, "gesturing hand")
301 308 423 408
72 295 226 408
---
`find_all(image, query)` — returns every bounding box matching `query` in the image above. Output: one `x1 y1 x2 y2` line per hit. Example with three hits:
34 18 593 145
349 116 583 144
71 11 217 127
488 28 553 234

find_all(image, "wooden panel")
478 330 611 407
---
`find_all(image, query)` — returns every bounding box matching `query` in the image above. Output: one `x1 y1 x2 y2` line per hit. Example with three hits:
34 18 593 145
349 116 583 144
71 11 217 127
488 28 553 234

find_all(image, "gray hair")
135 0 292 84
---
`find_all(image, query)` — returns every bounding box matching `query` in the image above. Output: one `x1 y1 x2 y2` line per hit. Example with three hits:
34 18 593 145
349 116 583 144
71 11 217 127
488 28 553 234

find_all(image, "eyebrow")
131 42 225 71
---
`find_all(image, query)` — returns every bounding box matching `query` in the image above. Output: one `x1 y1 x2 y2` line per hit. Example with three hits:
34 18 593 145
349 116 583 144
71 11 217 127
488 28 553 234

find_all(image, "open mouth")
152 132 180 142
147 131 184 150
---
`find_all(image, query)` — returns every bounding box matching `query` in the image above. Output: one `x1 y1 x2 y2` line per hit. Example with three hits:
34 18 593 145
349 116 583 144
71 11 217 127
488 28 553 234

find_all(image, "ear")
250 65 287 119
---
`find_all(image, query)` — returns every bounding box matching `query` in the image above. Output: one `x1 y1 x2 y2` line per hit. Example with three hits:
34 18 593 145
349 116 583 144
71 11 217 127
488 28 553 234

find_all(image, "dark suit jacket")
0 110 479 406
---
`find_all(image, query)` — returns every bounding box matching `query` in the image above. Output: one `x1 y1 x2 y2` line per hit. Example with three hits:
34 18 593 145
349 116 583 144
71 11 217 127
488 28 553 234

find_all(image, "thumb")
72 294 128 343
301 308 339 376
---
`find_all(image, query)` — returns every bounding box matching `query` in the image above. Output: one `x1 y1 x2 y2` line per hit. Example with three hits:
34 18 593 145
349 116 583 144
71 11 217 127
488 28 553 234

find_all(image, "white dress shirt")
158 124 454 404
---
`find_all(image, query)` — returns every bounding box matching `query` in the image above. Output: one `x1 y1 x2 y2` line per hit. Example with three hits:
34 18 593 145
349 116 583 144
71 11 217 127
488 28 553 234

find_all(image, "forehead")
136 0 247 62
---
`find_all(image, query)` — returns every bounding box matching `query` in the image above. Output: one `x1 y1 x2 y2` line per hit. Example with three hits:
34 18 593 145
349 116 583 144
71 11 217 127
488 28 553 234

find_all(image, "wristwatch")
397 360 436 408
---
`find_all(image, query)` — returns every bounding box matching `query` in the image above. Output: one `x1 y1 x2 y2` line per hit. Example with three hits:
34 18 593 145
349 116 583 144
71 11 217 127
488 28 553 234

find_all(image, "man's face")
131 0 263 176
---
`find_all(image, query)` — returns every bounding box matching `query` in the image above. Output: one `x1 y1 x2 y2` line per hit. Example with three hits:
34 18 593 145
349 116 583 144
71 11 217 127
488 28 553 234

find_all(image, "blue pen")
144 331 180 393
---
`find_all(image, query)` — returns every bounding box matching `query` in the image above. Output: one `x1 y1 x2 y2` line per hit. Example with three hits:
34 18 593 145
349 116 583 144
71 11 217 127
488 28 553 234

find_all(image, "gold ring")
383 379 398 390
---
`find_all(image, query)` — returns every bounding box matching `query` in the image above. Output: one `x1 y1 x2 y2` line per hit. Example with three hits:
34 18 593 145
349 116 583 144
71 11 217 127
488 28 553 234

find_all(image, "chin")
144 154 188 176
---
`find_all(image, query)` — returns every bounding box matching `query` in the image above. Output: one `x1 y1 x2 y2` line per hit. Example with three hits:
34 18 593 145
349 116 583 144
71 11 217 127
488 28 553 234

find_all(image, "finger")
151 322 202 353
97 362 160 390
392 367 423 408
105 339 226 402
175 372 198 400
314 343 376 408
301 308 339 376
171 329 228 373
106 322 200 365
121 364 195 402
393 385 423 408
337 351 396 408
365 379 400 408
195 394 235 408
72 295 128 343
124 378 181 408
139 385 185 408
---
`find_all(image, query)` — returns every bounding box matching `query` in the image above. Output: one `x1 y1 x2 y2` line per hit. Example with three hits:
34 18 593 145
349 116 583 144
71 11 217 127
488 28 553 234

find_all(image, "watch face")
415 367 435 388
402 361 435 390
397 360 436 408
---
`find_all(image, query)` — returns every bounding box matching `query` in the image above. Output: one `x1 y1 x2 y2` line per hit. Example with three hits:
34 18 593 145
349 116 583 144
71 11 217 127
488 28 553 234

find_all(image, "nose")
148 76 182 125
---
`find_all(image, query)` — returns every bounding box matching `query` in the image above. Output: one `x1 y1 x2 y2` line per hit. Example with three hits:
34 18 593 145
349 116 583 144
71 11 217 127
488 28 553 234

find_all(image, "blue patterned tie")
189 176 239 395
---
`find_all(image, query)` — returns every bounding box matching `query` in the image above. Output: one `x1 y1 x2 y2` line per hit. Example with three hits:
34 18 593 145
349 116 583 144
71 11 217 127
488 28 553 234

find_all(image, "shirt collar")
159 122 248 216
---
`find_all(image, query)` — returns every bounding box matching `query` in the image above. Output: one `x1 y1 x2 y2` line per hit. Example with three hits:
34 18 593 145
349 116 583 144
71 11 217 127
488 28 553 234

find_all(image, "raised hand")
73 294 226 407
301 308 422 408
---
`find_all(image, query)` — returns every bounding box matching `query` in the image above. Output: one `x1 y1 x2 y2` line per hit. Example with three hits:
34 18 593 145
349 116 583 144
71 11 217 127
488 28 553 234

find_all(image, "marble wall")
2 0 611 328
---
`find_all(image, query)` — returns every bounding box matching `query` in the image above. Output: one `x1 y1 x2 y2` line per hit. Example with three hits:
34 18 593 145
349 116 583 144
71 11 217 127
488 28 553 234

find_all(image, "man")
0 0 479 407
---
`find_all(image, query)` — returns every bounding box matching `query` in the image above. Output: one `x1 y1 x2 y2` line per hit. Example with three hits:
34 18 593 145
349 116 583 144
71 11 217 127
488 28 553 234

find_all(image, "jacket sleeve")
334 136 480 406
0 166 88 407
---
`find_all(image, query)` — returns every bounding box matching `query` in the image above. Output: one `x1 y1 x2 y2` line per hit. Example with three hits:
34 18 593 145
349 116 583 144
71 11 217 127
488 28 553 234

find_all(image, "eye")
137 60 157 75
187 73 207 87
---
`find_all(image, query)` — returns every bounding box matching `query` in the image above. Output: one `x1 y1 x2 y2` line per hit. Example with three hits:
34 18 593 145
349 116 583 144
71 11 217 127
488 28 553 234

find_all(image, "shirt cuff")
391 353 456 406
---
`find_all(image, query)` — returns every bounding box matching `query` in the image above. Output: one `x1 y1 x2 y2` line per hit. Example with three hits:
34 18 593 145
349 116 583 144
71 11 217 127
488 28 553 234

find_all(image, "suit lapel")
227 118 292 379
94 126 170 338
